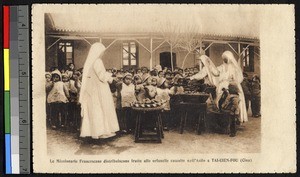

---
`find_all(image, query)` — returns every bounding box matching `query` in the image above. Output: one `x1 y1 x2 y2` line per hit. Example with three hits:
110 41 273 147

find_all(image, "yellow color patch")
4 49 10 91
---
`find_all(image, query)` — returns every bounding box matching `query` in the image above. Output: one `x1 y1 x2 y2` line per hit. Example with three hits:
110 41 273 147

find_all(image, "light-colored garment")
156 88 171 110
66 70 73 79
79 43 119 139
121 83 136 108
216 52 248 122
191 55 219 86
47 81 69 103
63 80 78 93
64 80 79 102
190 69 212 85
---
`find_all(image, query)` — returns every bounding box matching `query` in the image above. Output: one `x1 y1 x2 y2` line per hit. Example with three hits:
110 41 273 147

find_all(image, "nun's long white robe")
80 58 119 138
216 64 248 123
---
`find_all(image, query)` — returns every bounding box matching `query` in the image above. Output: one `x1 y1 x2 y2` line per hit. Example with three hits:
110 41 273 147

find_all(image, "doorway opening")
159 52 176 69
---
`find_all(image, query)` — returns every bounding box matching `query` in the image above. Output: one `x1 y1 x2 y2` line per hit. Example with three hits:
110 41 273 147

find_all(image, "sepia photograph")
32 4 295 173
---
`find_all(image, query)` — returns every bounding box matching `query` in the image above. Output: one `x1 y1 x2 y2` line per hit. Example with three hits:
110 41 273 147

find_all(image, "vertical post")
150 37 153 69
99 37 102 43
170 45 174 71
238 42 242 68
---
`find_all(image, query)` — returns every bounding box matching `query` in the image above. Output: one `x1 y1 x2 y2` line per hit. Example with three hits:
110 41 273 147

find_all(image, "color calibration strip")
17 5 31 174
4 5 30 174
4 5 12 174
10 6 20 174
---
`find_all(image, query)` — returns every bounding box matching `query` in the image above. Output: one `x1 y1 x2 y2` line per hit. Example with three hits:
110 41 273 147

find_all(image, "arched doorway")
159 52 176 69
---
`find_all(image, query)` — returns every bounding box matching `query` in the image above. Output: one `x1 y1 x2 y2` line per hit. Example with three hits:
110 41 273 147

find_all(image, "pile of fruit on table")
182 91 206 95
131 98 167 108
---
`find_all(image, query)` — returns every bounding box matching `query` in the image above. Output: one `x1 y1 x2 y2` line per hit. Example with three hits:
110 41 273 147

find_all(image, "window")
122 42 138 68
57 41 74 70
242 45 254 72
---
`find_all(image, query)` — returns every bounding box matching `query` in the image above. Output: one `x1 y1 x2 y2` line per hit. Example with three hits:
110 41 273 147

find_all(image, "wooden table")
177 102 207 135
132 106 164 143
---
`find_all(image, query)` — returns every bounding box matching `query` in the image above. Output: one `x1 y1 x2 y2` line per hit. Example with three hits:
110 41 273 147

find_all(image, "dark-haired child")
251 75 261 117
47 70 69 129
220 83 240 137
62 73 78 129
156 78 171 130
116 73 136 133
241 72 251 112
46 72 53 127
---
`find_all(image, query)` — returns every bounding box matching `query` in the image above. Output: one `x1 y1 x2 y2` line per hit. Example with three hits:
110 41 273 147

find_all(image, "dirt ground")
47 115 261 155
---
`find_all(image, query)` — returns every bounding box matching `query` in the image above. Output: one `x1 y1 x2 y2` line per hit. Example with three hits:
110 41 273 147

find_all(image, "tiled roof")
46 4 260 40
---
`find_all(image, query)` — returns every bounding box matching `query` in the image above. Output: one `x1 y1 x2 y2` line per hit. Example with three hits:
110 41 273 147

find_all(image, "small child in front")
219 83 240 137
156 78 171 130
116 73 137 133
47 70 69 129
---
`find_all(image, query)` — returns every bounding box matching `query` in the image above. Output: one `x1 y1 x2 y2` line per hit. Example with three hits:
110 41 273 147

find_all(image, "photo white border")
32 4 296 173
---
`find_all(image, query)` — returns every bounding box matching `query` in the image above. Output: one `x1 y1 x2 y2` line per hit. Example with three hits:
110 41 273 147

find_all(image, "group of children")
45 63 261 134
241 73 261 117
109 66 190 133
46 63 82 130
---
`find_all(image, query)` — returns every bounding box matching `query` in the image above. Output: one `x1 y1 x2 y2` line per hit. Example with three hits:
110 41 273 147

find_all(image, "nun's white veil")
221 51 243 84
79 42 106 104
199 55 219 86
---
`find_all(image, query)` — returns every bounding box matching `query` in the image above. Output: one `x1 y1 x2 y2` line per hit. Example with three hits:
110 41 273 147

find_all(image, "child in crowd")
60 67 67 74
116 73 137 133
169 75 185 128
241 73 251 112
156 78 171 130
62 73 79 129
150 69 158 78
66 63 75 79
170 75 185 95
46 72 52 127
133 74 142 85
47 70 69 129
72 71 82 130
151 77 158 87
144 76 157 99
141 67 149 81
136 68 142 77
178 68 184 76
158 71 164 78
111 67 117 77
219 83 240 137
115 71 124 83
165 71 174 86
135 74 150 101
251 75 261 117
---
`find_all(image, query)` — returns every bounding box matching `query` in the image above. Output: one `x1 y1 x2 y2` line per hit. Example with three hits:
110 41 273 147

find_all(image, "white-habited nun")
79 42 120 139
216 51 248 123
190 55 219 86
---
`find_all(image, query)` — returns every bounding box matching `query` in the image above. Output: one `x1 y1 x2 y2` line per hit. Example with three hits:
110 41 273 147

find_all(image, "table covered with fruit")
131 98 167 110
131 98 167 143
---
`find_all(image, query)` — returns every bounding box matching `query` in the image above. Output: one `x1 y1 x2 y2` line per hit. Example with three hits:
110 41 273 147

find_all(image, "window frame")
122 41 138 69
242 45 254 72
58 40 75 67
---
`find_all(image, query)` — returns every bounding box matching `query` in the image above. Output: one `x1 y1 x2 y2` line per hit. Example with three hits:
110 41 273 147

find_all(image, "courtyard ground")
47 116 261 155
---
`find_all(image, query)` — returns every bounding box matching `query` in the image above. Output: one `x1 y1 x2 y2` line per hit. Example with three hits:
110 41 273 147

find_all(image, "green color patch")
4 91 11 133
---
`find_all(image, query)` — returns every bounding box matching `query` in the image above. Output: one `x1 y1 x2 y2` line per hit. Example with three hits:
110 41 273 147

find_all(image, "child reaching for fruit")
170 75 185 95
